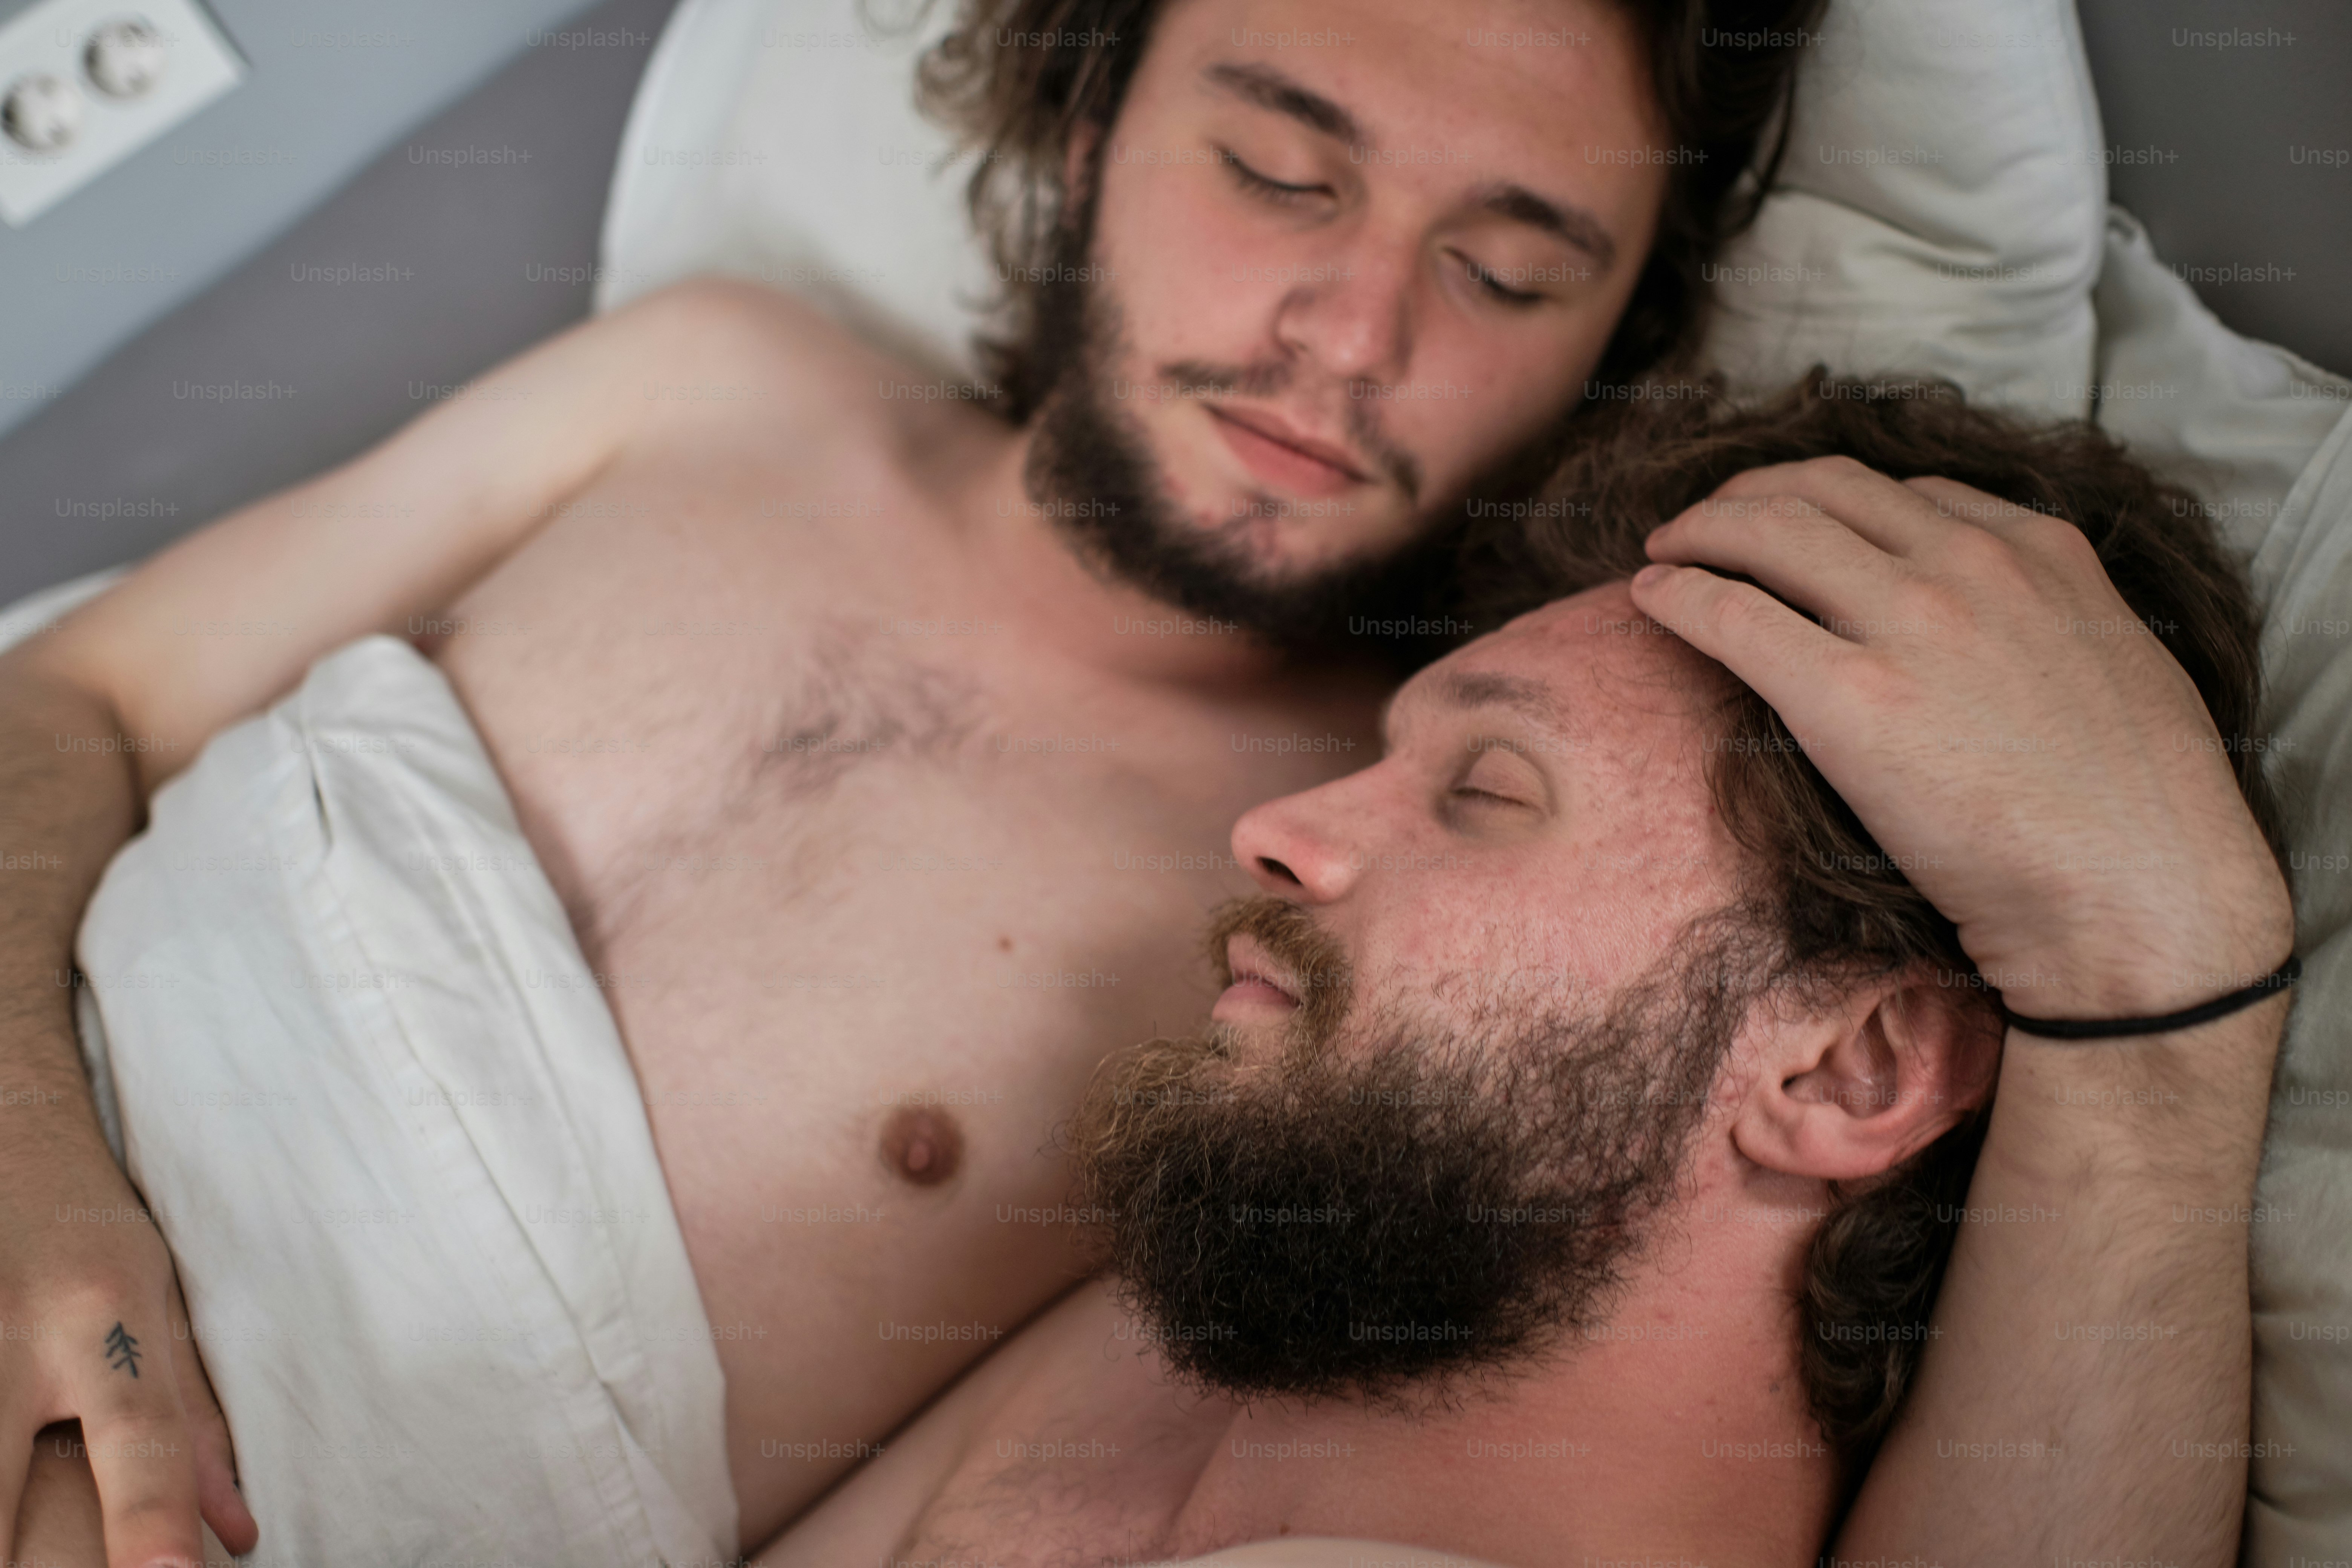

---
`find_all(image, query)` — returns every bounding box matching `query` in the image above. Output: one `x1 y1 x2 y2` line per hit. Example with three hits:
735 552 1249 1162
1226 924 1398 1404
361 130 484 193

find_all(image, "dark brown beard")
1017 181 1473 655
1065 896 1768 1409
1023 262 1446 651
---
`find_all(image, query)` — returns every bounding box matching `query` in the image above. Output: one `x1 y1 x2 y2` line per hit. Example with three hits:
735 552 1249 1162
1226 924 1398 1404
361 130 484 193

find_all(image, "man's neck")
950 423 1331 691
1165 1226 1843 1565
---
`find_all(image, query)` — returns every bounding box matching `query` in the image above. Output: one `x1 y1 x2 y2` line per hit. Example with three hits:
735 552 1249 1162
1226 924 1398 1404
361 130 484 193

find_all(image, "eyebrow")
1203 61 1367 149
1380 669 1574 749
1438 670 1571 727
1202 62 1620 273
1468 181 1618 271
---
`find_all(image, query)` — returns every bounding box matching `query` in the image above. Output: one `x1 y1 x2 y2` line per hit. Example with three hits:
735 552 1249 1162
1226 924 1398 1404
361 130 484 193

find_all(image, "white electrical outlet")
0 0 245 228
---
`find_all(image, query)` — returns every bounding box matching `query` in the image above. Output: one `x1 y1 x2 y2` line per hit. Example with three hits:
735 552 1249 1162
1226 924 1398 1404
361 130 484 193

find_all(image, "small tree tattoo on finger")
105 1321 141 1378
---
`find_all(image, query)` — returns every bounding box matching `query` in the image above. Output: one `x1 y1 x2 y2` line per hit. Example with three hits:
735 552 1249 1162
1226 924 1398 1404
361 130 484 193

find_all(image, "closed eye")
1219 147 1329 205
1449 784 1531 810
1455 253 1543 308
1450 745 1547 817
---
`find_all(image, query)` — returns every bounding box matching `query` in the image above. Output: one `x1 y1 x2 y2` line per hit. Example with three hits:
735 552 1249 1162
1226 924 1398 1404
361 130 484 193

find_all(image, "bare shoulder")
607 275 1001 452
1183 1540 1511 1567
610 274 882 381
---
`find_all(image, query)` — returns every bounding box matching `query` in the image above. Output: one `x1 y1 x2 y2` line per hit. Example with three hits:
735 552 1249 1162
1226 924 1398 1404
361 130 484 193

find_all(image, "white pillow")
2093 208 2352 1563
595 3 2352 1553
1702 0 2107 415
596 0 2110 413
597 0 993 380
7 0 2342 1553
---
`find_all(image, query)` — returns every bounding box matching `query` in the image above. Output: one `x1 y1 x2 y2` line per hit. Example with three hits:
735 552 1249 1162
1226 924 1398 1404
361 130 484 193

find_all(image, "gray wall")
0 0 677 603
2075 0 2351 373
0 0 2344 605
0 0 612 439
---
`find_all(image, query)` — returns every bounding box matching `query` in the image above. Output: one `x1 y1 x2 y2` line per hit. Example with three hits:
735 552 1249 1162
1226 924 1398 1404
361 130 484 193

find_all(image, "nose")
1269 230 1415 386
1231 774 1374 904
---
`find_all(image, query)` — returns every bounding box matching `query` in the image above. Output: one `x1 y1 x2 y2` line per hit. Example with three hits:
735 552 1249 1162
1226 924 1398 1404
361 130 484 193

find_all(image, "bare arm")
1635 459 2295 1568
0 275 758 1568
1834 1003 2281 1565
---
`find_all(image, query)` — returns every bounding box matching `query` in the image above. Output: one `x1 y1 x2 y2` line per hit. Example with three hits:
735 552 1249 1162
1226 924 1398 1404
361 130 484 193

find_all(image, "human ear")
1731 965 2001 1183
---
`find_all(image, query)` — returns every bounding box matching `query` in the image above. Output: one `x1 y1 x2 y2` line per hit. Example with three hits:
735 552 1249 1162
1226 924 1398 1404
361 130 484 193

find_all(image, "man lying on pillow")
762 378 2299 1566
12 0 1835 1555
13 380 2296 1568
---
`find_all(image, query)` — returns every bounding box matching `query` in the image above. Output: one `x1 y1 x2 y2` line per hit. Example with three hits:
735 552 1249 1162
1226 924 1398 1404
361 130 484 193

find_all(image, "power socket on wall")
0 0 244 227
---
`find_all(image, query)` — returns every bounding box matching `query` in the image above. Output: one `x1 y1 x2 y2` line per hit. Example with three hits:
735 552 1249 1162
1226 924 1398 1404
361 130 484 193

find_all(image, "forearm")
1834 998 2285 1566
0 284 681 1568
0 642 146 1178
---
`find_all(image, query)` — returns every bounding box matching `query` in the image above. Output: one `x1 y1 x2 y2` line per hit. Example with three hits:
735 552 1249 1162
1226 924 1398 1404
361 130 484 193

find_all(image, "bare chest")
423 436 1378 1531
430 457 1304 1126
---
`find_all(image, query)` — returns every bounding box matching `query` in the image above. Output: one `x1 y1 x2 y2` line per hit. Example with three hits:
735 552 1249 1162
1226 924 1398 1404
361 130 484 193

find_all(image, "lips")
1215 932 1303 1020
1205 404 1369 499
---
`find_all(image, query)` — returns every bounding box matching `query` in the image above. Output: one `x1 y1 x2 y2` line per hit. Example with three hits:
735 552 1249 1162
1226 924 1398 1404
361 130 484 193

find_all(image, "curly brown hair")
914 0 1830 416
1465 370 2287 1465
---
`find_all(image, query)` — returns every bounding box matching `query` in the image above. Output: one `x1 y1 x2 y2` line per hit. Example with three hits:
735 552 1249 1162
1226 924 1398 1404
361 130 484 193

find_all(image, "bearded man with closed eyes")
0 2 2291 1565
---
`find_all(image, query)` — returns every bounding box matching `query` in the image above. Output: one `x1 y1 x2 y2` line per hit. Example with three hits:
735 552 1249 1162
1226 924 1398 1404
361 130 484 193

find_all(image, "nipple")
880 1105 963 1187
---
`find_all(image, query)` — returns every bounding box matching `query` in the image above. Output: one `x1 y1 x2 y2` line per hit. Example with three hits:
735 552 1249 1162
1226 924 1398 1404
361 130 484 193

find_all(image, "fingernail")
1632 563 1670 588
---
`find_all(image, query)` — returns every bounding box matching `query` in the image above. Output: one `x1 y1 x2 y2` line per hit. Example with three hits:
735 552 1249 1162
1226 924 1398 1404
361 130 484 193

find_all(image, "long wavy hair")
913 0 1830 416
1463 369 2286 1465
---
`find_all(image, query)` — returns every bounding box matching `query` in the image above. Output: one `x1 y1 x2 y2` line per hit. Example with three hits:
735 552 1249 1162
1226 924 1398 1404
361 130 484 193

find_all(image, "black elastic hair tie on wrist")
1997 955 2302 1041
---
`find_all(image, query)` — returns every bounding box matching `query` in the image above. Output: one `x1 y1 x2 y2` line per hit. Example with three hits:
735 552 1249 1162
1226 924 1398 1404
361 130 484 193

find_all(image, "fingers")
166 1283 253 1556
1909 475 2041 536
1697 459 2073 583
0 1390 37 1568
1704 456 1946 556
15 1422 107 1568
1902 475 2060 542
1646 491 1906 635
191 1434 253 1560
1656 458 2104 651
70 1314 205 1568
1629 561 1863 722
1902 476 2109 582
